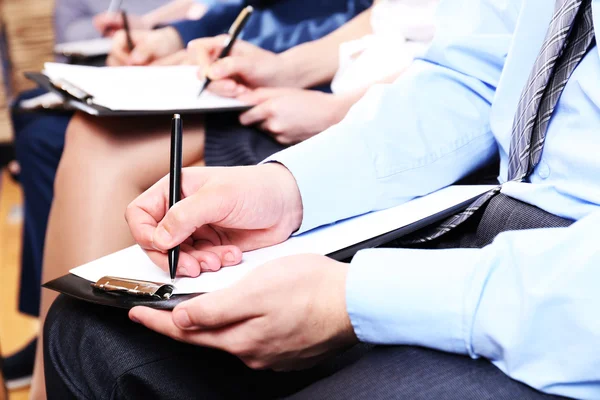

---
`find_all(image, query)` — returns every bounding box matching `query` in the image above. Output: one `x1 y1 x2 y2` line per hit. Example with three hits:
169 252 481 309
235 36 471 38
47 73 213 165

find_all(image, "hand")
238 88 354 145
107 27 184 66
94 12 151 37
125 164 303 277
130 254 357 371
187 35 288 97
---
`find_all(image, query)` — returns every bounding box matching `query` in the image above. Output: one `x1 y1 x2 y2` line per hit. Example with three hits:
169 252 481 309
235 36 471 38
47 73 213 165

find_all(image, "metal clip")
91 276 174 299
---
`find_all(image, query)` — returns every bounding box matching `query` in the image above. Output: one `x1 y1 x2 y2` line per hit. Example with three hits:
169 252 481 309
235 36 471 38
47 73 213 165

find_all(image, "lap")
45 296 565 400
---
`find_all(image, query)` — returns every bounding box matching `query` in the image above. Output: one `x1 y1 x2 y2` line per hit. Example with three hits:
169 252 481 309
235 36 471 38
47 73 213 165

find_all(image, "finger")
239 103 272 126
144 248 202 278
151 50 188 66
172 287 262 330
206 79 249 98
237 88 283 105
128 33 155 65
131 307 252 354
188 35 229 67
152 189 232 251
188 241 243 269
109 30 131 64
207 56 254 82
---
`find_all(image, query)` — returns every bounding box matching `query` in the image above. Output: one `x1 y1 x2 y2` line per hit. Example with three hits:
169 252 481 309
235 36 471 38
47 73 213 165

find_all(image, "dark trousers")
44 195 573 399
12 88 72 316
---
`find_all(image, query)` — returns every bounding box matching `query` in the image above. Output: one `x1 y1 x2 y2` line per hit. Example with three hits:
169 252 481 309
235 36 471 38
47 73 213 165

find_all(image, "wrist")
262 163 304 233
279 42 338 89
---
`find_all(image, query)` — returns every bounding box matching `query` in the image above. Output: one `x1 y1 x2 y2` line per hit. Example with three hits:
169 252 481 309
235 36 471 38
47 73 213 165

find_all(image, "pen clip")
47 76 95 105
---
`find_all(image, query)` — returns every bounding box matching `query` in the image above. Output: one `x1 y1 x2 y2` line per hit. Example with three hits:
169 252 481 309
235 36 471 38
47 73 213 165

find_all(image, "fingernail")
224 252 235 263
130 315 140 324
223 80 236 91
173 309 192 329
154 226 172 246
236 86 247 95
179 266 189 276
200 261 210 271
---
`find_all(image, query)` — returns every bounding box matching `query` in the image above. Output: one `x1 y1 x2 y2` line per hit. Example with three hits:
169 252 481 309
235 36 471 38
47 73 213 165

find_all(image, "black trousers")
44 195 574 399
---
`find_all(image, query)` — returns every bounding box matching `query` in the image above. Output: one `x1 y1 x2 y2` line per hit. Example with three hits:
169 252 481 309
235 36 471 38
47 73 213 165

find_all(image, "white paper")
43 63 247 112
70 185 495 295
54 38 113 58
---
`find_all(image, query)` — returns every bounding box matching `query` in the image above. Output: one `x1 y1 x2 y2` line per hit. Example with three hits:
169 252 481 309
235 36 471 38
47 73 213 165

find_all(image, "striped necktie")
406 0 595 244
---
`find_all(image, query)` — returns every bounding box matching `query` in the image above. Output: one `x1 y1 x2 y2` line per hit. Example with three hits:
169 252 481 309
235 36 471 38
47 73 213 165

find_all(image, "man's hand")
130 254 357 371
107 27 184 66
187 36 290 96
125 164 303 277
94 12 151 37
238 88 355 145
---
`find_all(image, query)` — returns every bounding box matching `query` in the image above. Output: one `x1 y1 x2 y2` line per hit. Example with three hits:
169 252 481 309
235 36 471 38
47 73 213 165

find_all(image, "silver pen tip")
173 114 181 119
171 278 175 284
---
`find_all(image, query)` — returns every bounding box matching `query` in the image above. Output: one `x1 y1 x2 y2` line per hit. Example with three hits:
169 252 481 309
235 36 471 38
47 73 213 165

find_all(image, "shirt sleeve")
347 211 600 399
54 0 100 44
266 0 519 233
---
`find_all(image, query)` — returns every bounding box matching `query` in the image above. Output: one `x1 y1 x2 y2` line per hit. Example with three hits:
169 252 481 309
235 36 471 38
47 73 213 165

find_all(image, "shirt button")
537 162 550 179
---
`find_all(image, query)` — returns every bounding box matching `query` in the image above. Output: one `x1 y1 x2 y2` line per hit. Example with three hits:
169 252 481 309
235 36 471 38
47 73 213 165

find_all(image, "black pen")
101 0 124 37
169 114 183 283
198 5 254 97
122 10 135 52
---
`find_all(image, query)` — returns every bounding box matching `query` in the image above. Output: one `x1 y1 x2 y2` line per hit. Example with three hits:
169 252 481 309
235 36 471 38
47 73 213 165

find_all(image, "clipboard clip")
91 276 174 299
47 77 95 105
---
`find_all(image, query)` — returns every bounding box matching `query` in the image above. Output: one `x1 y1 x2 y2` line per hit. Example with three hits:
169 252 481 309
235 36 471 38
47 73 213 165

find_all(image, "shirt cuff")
346 247 482 354
264 125 379 234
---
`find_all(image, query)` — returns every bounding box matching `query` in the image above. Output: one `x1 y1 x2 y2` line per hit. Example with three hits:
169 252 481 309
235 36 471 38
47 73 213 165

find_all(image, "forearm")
278 8 373 89
143 0 203 28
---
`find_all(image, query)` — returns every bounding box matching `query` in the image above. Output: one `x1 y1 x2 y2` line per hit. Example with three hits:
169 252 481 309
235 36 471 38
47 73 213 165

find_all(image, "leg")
31 112 207 399
287 347 568 400
44 296 366 400
44 296 566 400
14 113 70 316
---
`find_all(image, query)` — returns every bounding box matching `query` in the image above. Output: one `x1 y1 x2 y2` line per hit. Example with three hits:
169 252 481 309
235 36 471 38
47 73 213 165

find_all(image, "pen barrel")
169 116 183 208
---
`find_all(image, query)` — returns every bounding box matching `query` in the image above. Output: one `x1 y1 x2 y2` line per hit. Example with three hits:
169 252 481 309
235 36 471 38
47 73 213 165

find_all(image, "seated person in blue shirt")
44 0 600 399
23 1 372 397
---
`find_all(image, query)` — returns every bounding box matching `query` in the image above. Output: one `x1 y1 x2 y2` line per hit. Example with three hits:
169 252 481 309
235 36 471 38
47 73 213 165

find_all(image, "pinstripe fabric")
405 0 594 244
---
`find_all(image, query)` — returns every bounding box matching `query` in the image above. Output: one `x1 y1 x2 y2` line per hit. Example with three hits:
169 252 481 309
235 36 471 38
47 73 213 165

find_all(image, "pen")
168 114 183 283
198 5 254 97
122 10 135 52
102 0 124 37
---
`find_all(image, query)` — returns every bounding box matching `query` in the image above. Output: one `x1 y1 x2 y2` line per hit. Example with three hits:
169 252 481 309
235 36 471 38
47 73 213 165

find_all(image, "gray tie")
406 0 595 244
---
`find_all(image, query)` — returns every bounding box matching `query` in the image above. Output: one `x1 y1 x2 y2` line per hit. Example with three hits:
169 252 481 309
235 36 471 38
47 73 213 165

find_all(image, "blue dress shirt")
267 0 600 398
171 0 372 53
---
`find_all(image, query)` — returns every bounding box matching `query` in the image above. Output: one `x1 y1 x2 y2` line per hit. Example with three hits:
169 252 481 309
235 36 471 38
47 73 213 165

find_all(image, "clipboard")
44 187 496 310
25 71 251 117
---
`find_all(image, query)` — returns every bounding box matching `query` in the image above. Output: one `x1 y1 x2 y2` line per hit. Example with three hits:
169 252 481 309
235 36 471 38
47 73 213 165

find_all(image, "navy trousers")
12 88 72 316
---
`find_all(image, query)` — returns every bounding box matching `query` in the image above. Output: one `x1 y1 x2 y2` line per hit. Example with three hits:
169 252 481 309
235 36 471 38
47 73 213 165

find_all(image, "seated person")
23 0 375 397
45 0 600 398
2 0 172 390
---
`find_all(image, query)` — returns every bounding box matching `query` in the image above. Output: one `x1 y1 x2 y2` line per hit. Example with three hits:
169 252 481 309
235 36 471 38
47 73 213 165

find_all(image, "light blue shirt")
268 0 600 398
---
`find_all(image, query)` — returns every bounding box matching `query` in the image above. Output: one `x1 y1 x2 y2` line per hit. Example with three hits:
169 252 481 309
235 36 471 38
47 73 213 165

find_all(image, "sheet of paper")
43 63 246 112
70 185 495 295
54 38 113 58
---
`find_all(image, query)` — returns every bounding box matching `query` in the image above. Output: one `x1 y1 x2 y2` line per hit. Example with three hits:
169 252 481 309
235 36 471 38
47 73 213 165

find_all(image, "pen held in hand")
168 114 183 283
198 5 254 97
122 10 135 52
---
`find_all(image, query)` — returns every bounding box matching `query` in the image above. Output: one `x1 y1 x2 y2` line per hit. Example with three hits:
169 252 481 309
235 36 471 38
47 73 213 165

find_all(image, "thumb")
128 39 154 65
152 189 229 250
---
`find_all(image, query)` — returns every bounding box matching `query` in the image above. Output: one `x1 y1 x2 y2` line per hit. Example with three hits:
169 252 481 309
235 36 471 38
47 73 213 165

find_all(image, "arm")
170 3 242 45
142 0 207 28
347 211 600 399
262 8 374 87
54 0 100 43
267 0 516 233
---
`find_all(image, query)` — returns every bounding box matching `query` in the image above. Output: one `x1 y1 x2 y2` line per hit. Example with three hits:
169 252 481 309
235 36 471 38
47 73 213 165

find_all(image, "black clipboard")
25 72 251 117
44 190 488 310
